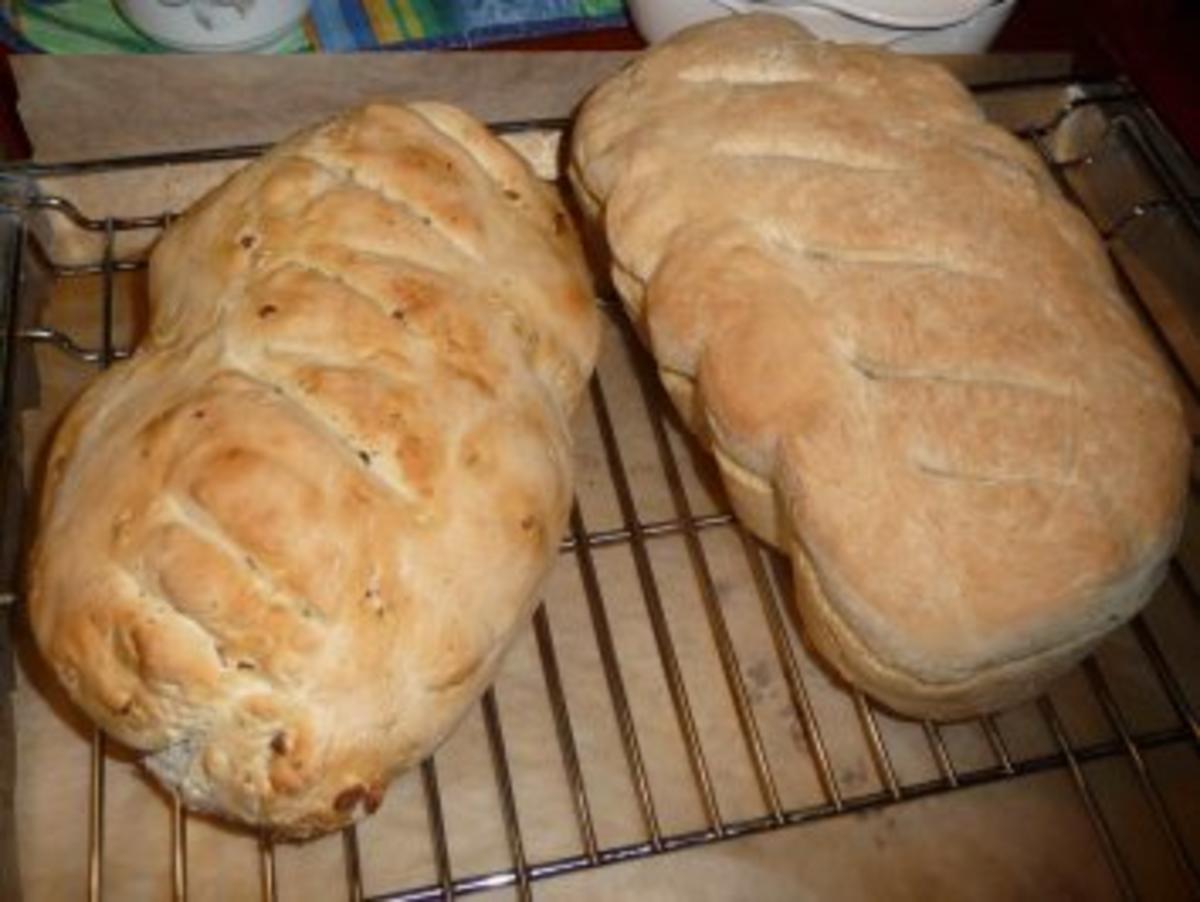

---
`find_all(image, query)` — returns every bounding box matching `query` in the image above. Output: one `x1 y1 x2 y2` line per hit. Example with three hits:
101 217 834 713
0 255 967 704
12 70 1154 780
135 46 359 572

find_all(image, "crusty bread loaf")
29 103 599 837
569 16 1190 719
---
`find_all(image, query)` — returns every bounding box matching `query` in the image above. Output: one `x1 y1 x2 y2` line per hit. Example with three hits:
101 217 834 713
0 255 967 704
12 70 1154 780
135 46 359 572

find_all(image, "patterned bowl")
114 0 310 52
627 0 1018 53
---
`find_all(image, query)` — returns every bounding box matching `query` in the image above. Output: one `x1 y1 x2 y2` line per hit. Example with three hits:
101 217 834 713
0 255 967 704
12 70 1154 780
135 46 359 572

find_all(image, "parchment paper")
12 52 1075 164
14 51 634 164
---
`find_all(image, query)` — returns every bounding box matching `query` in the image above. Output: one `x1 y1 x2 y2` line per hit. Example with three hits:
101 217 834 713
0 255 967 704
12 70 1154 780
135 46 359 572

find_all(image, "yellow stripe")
303 16 321 50
390 0 425 39
365 0 404 44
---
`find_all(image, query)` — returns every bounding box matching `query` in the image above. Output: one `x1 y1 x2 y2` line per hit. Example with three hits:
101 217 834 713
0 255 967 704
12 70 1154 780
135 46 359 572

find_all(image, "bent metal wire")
0 76 1198 902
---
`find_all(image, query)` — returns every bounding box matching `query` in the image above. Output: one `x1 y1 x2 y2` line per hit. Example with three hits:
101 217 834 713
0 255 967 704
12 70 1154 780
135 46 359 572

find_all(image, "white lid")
768 0 995 29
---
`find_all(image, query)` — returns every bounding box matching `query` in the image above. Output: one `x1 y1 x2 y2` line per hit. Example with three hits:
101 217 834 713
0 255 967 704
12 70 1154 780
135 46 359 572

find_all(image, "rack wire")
1 76 1199 901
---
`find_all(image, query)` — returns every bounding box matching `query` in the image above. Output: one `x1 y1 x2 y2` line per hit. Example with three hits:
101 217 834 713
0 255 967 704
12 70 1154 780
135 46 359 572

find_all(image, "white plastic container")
628 0 1018 53
115 0 311 53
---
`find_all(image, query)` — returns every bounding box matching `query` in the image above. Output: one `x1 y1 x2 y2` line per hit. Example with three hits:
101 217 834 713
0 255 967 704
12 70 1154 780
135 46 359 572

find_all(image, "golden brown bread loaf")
29 103 599 836
569 16 1190 719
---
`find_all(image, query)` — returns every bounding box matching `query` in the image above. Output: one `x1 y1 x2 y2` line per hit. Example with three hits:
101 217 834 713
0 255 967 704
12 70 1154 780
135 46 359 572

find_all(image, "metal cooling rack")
1 76 1199 901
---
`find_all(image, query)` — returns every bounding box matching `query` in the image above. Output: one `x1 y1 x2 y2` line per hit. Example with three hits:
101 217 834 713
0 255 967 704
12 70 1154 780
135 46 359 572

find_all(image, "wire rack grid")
1 76 1199 902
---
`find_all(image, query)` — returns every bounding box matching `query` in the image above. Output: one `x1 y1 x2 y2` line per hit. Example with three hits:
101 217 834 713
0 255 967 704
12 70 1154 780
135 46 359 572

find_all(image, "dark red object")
0 47 29 160
996 0 1200 160
485 25 644 51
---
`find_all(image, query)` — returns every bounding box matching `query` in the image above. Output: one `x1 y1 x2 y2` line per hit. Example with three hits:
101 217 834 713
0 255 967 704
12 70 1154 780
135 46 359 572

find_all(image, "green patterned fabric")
303 0 628 51
1 1 310 53
0 1 630 54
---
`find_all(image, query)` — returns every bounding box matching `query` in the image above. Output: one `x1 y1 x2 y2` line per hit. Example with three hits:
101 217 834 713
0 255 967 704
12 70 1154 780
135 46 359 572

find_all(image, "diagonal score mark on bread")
160 489 333 628
843 354 1073 400
570 15 1189 719
290 150 487 264
29 102 600 836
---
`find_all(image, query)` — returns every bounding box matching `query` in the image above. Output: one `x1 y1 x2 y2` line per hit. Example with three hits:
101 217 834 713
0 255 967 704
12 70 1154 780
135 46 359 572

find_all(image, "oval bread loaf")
569 16 1189 719
30 103 599 836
